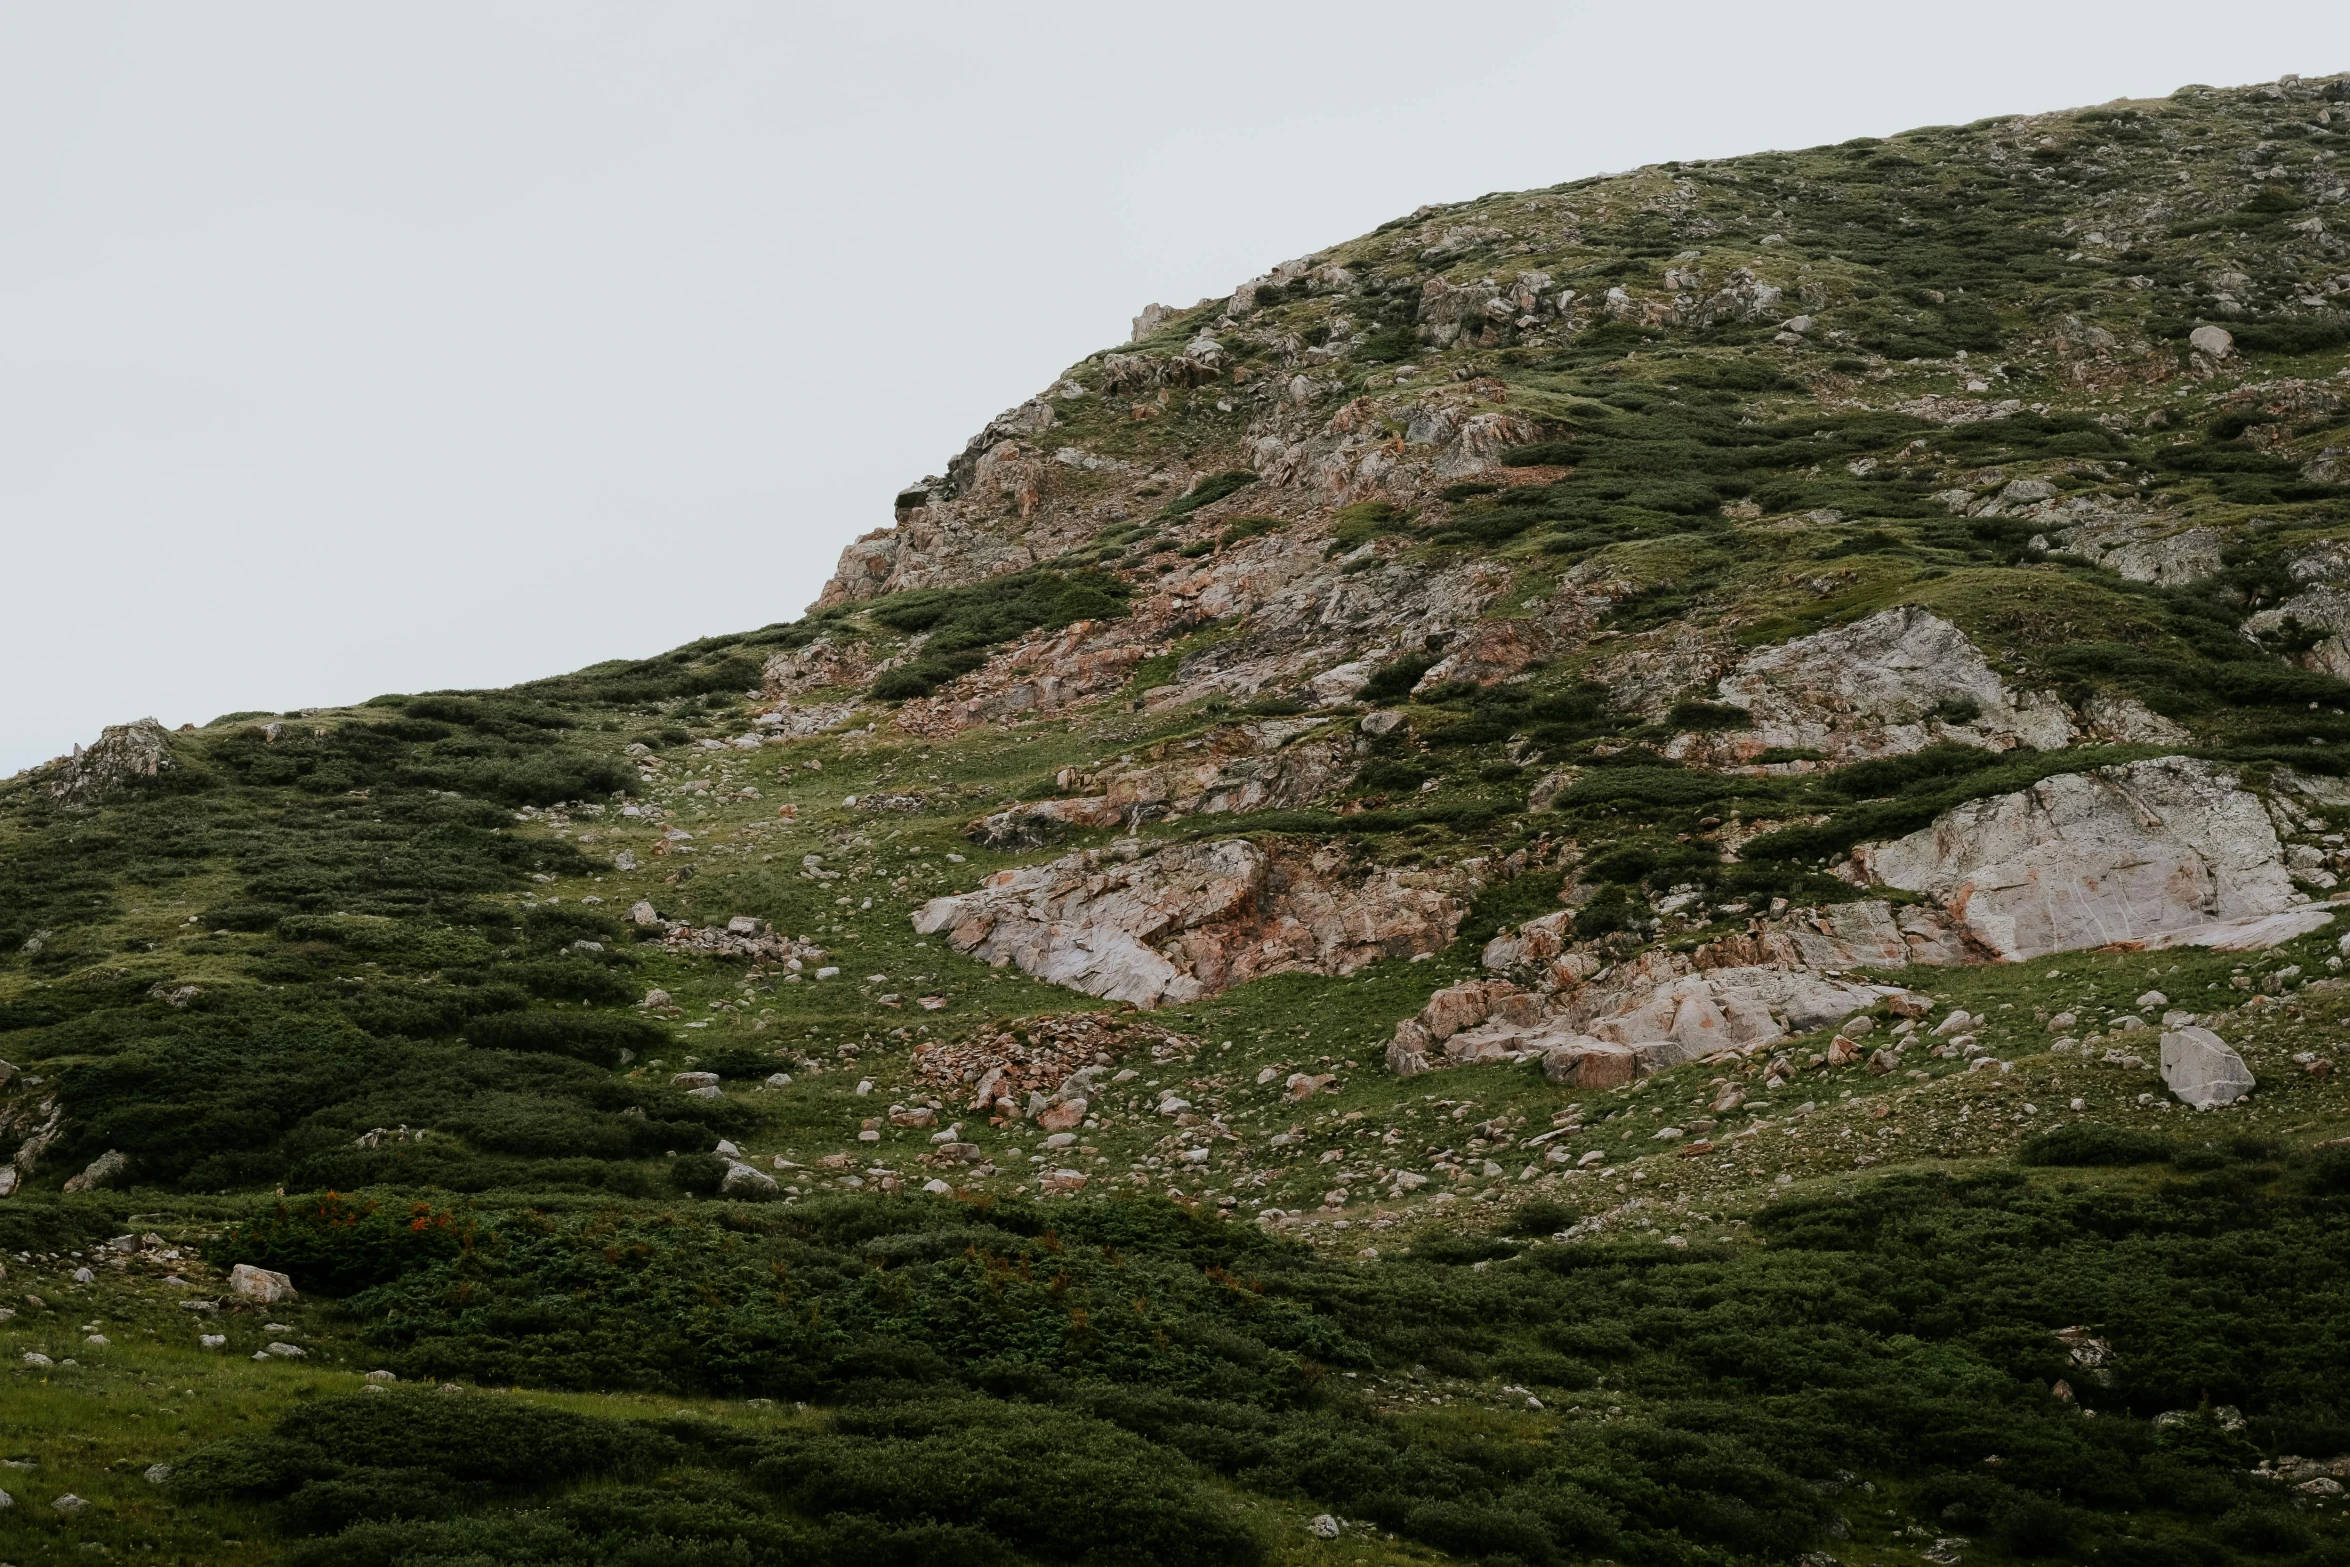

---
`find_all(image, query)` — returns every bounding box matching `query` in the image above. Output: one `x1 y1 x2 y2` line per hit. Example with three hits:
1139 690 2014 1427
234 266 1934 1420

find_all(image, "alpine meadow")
13 71 2350 1567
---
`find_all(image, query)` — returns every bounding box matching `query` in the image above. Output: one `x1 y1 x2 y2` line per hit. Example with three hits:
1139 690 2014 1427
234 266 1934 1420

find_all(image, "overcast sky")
2 2 2344 773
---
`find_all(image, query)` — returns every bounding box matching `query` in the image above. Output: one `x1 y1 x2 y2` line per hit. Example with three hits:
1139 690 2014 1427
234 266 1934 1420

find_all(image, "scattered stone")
912 1012 1198 1117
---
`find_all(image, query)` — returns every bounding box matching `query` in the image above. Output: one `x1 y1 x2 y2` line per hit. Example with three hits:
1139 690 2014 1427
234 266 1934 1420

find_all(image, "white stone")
2160 1027 2255 1109
2188 324 2234 359
720 1160 779 1197
227 1263 298 1305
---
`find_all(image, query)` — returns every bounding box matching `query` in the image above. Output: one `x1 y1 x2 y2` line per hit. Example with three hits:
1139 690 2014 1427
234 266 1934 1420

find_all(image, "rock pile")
912 1012 1199 1123
656 916 828 966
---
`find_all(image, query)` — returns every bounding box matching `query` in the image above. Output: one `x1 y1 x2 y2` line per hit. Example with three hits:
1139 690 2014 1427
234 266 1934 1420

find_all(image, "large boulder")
2160 1027 2255 1109
914 839 1467 1008
1855 758 2296 961
720 1160 781 1197
228 1263 298 1305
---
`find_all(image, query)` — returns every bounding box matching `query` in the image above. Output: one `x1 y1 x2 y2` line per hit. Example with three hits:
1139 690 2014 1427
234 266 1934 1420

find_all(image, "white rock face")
2048 517 2225 586
1672 607 2073 764
914 839 1466 1007
2078 691 2193 745
2160 1026 2255 1108
1857 758 2295 961
1562 964 1892 1056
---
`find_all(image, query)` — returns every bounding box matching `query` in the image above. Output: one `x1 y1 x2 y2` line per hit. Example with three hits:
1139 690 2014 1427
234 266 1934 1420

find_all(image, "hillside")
5 72 2350 1567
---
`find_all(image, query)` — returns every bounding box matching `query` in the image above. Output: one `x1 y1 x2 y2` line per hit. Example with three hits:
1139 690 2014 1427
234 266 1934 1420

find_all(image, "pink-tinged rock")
1386 1020 1434 1078
1419 982 1494 1042
1543 1041 1637 1089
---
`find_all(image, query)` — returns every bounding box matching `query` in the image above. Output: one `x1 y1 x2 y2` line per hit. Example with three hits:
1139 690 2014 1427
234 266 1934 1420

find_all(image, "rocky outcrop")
913 838 1470 1007
1399 917 1905 1079
43 719 174 804
0 1096 63 1196
899 619 1152 734
762 636 884 698
2245 549 2350 680
1855 758 2297 961
1667 608 2074 765
967 719 1358 848
2045 515 2225 586
2078 692 2193 745
1552 950 1892 1060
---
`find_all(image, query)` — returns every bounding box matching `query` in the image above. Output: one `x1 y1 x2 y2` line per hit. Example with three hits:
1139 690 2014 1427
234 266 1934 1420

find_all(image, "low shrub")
218 1192 469 1294
462 1010 666 1068
2018 1125 2175 1166
1160 470 1259 518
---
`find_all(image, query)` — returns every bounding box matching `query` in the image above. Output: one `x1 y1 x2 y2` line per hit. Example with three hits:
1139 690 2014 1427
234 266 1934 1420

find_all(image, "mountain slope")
4 73 2350 1567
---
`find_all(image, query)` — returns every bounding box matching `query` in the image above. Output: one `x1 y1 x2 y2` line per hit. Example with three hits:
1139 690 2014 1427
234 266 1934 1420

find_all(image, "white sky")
2 1 2344 773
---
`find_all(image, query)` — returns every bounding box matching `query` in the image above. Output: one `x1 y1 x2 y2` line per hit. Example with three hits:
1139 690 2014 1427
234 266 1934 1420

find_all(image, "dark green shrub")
2307 1143 2350 1193
1218 515 1283 547
1509 1199 1579 1236
1160 470 1259 518
697 1046 788 1079
218 1192 468 1295
2018 1125 2175 1166
2217 1504 2314 1555
668 1152 730 1196
463 1011 664 1068
1357 655 1438 704
1667 699 1751 730
1330 500 1416 551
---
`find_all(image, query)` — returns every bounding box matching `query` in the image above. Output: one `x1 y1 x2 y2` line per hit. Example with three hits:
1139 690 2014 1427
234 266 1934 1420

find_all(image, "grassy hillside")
7 72 2350 1567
